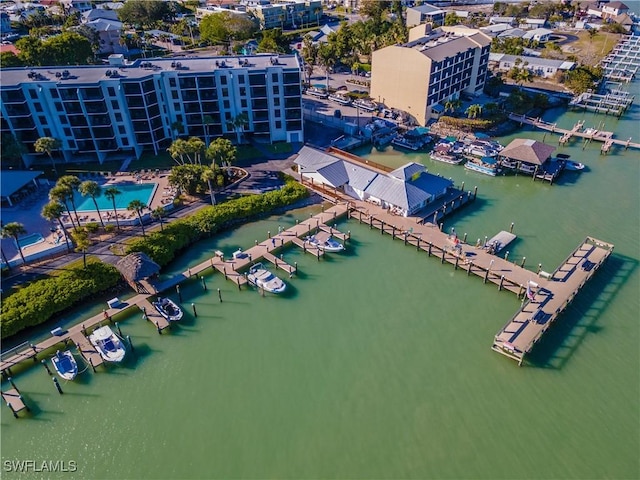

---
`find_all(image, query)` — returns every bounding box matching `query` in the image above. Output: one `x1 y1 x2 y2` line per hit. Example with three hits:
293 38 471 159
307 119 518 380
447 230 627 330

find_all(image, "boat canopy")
474 132 491 139
482 156 498 165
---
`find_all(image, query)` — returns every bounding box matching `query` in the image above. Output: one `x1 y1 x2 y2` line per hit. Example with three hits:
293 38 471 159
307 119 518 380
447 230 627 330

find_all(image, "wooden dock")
70 331 105 372
347 202 613 365
492 238 614 365
1 387 29 418
508 114 639 150
138 299 171 333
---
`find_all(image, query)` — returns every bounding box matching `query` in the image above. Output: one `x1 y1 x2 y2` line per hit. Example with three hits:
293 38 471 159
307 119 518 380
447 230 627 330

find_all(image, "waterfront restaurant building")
0 55 303 167
370 25 491 126
294 146 452 217
499 138 556 173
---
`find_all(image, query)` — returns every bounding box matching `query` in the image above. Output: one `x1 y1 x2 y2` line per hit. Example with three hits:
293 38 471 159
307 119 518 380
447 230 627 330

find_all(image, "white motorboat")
51 350 78 381
89 326 126 363
247 263 287 294
564 160 585 171
464 156 502 176
328 93 352 106
306 234 345 253
430 151 464 165
153 297 184 321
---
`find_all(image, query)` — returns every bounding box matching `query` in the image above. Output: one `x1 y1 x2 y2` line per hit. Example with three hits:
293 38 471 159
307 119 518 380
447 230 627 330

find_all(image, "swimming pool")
74 183 157 212
15 233 44 249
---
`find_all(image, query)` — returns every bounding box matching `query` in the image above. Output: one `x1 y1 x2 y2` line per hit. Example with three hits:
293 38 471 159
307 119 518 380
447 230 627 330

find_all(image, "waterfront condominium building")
0 54 303 167
370 25 491 126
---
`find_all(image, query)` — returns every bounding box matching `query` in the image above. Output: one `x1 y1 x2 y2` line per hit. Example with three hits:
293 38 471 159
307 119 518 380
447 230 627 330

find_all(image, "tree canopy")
257 28 289 54
117 0 173 27
200 12 258 45
16 31 93 66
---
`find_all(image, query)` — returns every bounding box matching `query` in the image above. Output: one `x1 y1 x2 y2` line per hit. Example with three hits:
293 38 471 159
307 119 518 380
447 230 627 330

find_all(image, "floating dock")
1 386 29 418
486 231 516 254
492 238 614 365
70 331 105 372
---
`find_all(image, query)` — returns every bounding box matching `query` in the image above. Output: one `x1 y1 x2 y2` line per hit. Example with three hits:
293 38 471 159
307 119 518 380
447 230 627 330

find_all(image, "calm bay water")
2 90 639 478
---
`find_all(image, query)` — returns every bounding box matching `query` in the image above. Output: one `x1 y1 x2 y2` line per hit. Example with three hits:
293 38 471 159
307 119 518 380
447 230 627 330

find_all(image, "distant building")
497 28 527 39
371 25 491 126
480 24 513 37
247 0 322 30
59 0 93 13
83 19 124 55
82 8 120 23
601 1 629 19
406 3 446 28
294 146 453 217
489 53 575 78
489 16 516 26
522 28 554 42
0 55 303 166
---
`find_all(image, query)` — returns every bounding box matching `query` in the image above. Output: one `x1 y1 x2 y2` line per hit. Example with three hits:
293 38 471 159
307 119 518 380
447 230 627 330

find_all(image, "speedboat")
328 93 351 106
153 297 183 321
430 151 464 165
51 350 78 380
89 326 126 363
247 263 286 294
306 235 345 253
564 160 585 171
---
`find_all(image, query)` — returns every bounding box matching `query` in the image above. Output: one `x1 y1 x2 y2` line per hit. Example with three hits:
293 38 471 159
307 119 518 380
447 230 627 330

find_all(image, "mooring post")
433 211 437 224
473 186 478 200
156 322 162 335
484 236 488 247
467 262 473 276
518 284 524 298
463 233 467 244
380 221 385 235
127 335 134 353
484 268 489 284
417 237 421 251
537 263 543 274
201 276 207 291
439 223 443 232
191 303 197 318
347 230 351 241
520 256 526 268
223 266 227 280
498 275 504 291
41 359 52 376
510 222 514 233
115 322 122 337
461 181 465 192
176 284 182 302
217 288 222 302
294 262 298 274
404 232 408 245
89 357 95 373
441 247 445 264
52 377 63 395
369 216 373 229
8 377 18 393
392 225 396 240
428 242 432 256
316 249 320 261
504 251 509 262
454 256 459 270
142 306 147 321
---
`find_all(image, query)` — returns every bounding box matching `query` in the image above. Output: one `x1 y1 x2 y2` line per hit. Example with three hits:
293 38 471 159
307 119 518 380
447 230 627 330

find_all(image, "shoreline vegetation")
0 175 309 340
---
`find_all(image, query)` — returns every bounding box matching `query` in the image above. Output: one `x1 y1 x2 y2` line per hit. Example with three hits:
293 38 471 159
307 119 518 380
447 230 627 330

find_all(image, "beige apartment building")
370 25 491 126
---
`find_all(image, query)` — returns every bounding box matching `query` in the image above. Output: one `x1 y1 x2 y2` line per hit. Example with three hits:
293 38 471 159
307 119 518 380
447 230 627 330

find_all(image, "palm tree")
57 175 82 226
206 138 237 168
1 247 10 270
314 6 322 26
104 186 121 231
151 206 166 231
128 199 147 236
1 222 27 265
71 228 92 268
170 120 184 140
317 43 336 90
466 104 483 119
34 137 61 176
48 184 77 229
227 113 249 145
79 180 105 228
201 166 217 206
41 201 72 252
203 115 215 146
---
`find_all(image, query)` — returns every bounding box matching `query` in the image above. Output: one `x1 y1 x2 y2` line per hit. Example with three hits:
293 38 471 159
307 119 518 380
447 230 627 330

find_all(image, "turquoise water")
74 183 157 212
1 88 639 477
15 233 44 249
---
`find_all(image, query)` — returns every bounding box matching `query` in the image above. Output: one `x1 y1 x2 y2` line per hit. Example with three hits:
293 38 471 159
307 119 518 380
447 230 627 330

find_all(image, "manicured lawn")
130 151 176 170
571 31 621 66
236 145 264 162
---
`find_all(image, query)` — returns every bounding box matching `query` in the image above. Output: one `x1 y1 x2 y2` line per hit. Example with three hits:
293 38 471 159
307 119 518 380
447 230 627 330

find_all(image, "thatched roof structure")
116 252 160 283
500 138 556 165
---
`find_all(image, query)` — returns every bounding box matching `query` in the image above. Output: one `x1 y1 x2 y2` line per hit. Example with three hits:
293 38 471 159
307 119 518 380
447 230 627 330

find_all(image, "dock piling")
155 322 162 335
521 257 526 268
41 359 52 376
504 251 509 262
510 222 514 233
8 377 18 392
217 288 222 302
176 284 182 302
201 276 207 291
499 275 504 291
115 322 122 337
537 263 543 274
52 377 63 395
89 357 96 373
463 233 467 244
127 335 134 353
191 303 197 317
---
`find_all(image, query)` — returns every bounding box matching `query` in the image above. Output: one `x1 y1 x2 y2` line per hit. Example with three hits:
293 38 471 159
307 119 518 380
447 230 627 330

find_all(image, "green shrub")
85 222 100 233
126 179 309 266
105 224 116 233
1 260 121 339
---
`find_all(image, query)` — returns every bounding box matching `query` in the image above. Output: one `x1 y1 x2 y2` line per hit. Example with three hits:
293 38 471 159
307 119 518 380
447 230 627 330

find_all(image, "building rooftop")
0 54 300 87
404 28 490 62
489 53 575 70
500 138 556 165
408 3 445 15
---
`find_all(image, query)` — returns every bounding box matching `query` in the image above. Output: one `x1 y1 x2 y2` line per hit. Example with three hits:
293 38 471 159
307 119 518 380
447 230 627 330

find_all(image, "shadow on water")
526 253 637 369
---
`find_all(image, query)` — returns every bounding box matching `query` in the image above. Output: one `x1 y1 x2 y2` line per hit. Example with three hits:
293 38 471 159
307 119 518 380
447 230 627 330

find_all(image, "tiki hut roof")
500 138 556 165
116 252 160 282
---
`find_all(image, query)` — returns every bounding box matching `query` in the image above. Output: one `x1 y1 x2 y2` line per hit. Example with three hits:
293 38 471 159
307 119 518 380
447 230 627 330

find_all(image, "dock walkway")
492 238 614 364
1 388 29 417
508 114 639 150
348 201 613 365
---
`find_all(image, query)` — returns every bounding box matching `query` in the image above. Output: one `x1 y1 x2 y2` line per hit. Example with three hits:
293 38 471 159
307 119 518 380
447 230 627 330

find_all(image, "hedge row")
126 178 309 266
1 260 121 339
